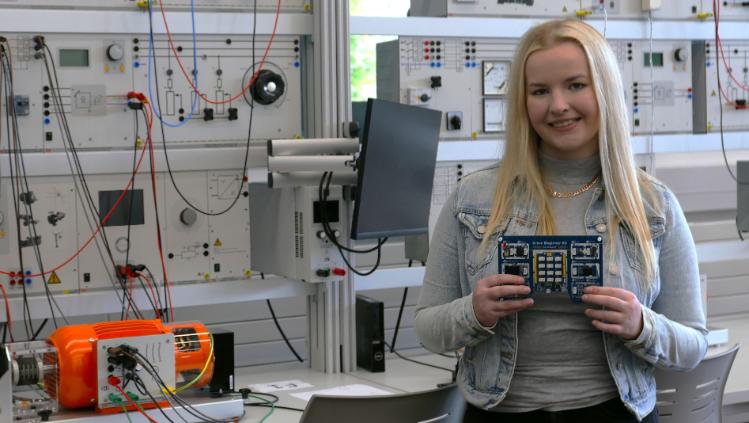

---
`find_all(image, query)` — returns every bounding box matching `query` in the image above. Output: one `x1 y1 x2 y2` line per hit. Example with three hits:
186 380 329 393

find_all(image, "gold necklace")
544 174 601 198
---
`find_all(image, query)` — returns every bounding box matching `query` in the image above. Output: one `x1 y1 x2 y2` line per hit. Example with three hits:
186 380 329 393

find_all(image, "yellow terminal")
696 12 713 20
575 9 593 18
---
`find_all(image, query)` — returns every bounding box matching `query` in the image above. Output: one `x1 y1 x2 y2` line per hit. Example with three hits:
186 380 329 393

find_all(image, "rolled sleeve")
415 189 495 352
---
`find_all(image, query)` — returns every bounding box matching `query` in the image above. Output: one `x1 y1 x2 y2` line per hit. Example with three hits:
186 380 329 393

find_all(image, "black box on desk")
356 294 385 372
209 328 235 396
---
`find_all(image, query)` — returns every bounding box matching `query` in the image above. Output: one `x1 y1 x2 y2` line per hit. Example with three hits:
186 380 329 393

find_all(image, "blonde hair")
481 19 661 282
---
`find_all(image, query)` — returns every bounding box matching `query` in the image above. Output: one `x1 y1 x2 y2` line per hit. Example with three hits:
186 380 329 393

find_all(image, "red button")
332 268 346 276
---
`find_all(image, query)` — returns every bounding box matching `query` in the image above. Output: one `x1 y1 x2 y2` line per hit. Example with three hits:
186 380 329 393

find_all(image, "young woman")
414 19 707 422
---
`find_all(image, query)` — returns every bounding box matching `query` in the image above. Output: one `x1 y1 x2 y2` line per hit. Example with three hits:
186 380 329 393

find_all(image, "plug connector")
641 0 661 11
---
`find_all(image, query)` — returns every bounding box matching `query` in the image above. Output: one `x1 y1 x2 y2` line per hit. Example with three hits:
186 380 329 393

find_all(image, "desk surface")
232 316 749 422
235 353 458 422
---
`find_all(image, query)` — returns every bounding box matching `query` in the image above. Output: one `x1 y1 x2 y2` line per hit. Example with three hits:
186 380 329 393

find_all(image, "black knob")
430 76 442 88
450 115 462 130
419 93 431 103
250 70 286 105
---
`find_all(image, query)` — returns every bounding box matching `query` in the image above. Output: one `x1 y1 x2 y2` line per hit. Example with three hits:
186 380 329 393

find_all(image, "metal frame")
304 0 356 374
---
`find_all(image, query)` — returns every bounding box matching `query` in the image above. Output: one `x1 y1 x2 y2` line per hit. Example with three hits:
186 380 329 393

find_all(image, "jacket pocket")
620 216 665 273
458 211 500 279
463 341 501 392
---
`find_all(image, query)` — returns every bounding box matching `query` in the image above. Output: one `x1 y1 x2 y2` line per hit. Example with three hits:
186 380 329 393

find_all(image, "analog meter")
483 61 511 96
484 98 506 133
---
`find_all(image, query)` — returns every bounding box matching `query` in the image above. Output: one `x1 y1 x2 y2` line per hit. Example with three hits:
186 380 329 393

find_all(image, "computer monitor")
350 98 441 240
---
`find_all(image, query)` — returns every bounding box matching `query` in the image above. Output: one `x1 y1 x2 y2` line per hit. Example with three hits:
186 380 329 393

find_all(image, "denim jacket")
415 165 708 421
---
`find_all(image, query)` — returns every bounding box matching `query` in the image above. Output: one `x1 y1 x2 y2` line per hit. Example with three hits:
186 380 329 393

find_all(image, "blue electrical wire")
147 0 200 127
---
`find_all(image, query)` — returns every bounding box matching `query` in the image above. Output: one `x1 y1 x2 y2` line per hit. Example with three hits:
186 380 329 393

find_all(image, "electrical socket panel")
377 37 516 141
3 33 303 151
0 170 251 297
0 178 80 297
409 0 748 20
377 36 694 141
611 40 694 134
698 40 749 133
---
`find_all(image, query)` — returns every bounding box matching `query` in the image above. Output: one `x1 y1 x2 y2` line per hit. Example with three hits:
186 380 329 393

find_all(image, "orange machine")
46 319 214 411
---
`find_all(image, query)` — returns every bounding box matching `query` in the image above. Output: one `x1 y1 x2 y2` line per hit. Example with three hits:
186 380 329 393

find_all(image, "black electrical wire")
4 57 62 330
267 300 304 362
1 47 35 339
30 318 48 341
148 0 254 217
712 1 737 183
317 172 386 254
143 106 171 321
131 375 180 423
41 42 140 319
129 349 243 423
318 172 387 276
712 1 745 242
121 110 140 320
260 273 304 362
390 261 411 352
241 391 279 405
132 363 207 423
40 42 144 319
247 403 306 413
143 264 169 322
136 276 162 318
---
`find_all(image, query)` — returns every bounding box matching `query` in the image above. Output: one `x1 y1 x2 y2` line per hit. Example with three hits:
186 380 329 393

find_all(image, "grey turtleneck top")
492 150 619 413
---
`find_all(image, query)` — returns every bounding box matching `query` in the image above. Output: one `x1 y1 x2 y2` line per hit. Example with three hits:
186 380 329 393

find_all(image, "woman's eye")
570 82 586 91
530 88 548 96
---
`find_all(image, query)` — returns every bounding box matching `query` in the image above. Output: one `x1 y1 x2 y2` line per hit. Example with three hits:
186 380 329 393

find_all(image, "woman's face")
525 41 600 160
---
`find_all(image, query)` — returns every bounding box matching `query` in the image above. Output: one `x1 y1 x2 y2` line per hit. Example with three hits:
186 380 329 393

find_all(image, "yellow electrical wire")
172 333 214 393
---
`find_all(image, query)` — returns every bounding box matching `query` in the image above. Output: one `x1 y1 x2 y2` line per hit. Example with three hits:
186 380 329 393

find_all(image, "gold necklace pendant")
545 174 601 198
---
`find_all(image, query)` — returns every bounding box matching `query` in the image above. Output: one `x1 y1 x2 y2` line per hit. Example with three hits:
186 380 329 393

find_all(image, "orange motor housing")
47 319 214 409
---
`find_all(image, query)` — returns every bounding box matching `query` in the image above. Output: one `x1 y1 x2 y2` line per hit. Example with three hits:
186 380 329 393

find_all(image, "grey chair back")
299 383 466 423
655 344 739 423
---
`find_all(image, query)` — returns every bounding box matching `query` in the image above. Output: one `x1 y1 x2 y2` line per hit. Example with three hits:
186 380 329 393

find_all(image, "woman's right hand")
472 274 534 327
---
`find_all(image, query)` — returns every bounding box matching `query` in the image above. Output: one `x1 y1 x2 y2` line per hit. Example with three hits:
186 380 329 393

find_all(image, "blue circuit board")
498 235 603 302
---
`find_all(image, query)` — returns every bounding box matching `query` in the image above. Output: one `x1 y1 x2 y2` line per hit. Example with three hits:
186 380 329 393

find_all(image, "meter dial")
483 98 506 133
483 61 511 96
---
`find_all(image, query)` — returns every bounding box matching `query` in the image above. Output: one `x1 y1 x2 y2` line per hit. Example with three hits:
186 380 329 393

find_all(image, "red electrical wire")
0 285 14 342
713 0 749 94
143 101 174 323
139 275 162 318
125 277 135 320
0 100 153 278
112 383 159 423
157 0 282 105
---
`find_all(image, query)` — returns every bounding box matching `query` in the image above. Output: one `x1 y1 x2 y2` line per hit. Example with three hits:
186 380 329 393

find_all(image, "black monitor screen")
351 98 441 240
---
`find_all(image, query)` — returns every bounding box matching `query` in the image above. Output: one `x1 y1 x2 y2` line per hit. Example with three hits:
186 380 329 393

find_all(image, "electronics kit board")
498 235 603 302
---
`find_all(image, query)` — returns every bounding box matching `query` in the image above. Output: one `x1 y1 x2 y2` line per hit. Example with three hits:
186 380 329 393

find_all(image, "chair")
299 383 466 423
655 344 740 423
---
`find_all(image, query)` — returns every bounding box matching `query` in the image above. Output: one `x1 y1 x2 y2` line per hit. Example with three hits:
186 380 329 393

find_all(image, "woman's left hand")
582 286 644 340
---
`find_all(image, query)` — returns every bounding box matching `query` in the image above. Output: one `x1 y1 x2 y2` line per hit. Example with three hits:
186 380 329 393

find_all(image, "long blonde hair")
482 19 660 282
